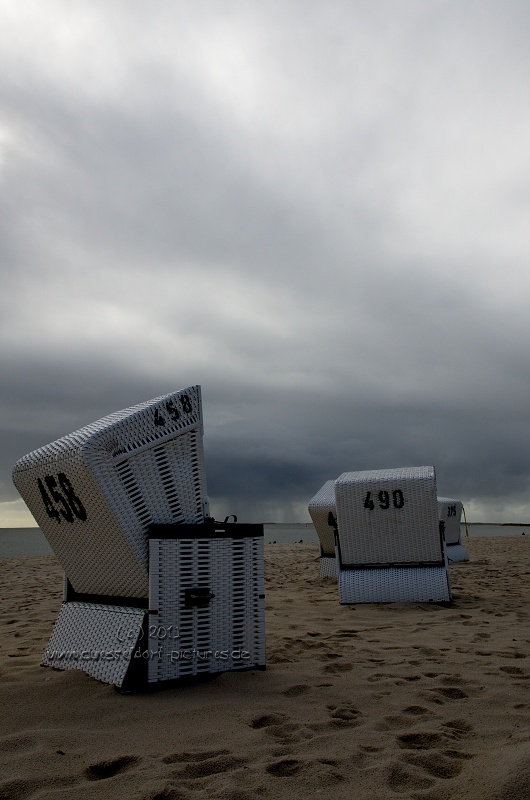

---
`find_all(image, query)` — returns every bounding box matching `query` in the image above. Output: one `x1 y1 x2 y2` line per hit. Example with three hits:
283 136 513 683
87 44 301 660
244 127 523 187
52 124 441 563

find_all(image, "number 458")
37 473 87 524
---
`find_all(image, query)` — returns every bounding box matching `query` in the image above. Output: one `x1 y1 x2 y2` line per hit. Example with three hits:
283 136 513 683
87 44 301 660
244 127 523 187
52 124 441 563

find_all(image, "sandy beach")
1 537 528 800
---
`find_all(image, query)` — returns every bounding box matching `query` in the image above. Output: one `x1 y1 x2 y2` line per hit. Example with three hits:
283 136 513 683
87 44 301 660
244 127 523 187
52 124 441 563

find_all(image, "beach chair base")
319 556 338 580
41 522 266 690
42 602 146 688
446 543 469 563
338 565 451 604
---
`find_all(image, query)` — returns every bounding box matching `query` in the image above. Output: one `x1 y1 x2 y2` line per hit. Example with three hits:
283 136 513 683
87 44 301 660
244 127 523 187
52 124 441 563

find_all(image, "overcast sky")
1 1 529 527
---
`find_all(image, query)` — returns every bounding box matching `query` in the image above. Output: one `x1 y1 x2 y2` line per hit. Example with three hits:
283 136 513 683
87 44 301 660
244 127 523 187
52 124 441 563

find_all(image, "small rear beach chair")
308 480 338 579
437 497 469 562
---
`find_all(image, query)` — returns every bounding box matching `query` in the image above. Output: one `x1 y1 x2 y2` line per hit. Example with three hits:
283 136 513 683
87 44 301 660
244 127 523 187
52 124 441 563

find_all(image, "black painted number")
378 490 390 509
38 478 60 522
165 399 180 422
364 489 405 511
37 473 87 524
363 492 375 510
153 394 193 426
59 473 87 520
180 394 192 413
447 505 457 517
392 489 404 508
154 408 166 426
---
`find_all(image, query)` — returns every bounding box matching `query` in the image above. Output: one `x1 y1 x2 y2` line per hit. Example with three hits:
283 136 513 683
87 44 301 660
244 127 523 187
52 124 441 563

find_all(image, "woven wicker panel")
338 566 451 604
148 536 265 682
12 386 208 597
319 556 338 580
335 467 442 566
41 603 145 687
437 497 463 545
308 480 337 555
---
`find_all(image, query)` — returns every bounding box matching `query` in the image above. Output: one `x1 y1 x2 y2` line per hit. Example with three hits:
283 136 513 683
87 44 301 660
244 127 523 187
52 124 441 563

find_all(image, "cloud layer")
2 1 529 524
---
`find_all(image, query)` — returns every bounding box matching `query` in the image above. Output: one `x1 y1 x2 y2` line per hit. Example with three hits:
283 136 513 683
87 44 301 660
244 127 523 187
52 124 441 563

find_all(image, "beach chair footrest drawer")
339 566 451 604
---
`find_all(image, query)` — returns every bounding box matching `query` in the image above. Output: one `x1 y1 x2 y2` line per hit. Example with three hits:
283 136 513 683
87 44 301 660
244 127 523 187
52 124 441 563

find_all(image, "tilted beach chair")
335 466 451 604
12 386 265 690
437 497 469 562
308 480 338 579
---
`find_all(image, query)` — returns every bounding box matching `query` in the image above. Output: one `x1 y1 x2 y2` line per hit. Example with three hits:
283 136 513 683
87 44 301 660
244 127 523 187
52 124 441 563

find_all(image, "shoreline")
0 523 528 559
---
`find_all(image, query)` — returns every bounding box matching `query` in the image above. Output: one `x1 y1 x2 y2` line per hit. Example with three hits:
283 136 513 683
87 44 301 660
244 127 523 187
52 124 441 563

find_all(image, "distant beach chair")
335 467 451 603
308 480 338 579
12 386 265 690
437 497 469 562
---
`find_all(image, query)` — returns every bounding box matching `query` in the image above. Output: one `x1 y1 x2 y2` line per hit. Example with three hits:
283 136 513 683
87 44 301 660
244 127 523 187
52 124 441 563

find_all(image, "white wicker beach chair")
335 467 451 604
308 480 338 579
12 386 265 689
437 497 469 563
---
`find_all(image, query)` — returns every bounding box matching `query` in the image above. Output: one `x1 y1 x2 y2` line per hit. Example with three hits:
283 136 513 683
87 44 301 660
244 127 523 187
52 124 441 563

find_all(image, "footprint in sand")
397 732 442 750
376 701 437 732
442 719 474 739
250 710 314 743
323 703 363 728
402 750 470 779
282 684 311 697
387 720 475 792
249 714 289 729
500 666 527 678
386 760 435 792
264 722 314 744
266 758 305 777
266 757 345 783
401 705 434 717
173 755 248 779
162 748 231 763
430 686 468 701
162 749 248 779
260 717 316 745
333 628 361 640
85 756 139 781
322 661 353 674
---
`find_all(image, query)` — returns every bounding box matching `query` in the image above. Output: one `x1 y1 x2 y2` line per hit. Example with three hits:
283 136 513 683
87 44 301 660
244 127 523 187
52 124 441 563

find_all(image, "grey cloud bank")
1 1 529 525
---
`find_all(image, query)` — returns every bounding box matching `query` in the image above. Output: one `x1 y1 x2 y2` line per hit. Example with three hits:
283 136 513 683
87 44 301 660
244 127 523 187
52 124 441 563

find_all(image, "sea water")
263 523 528 542
0 524 318 556
0 523 526 557
0 528 54 557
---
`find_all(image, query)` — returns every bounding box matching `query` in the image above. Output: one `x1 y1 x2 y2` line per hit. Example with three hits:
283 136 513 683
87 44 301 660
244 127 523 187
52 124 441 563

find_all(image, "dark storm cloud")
1 1 530 524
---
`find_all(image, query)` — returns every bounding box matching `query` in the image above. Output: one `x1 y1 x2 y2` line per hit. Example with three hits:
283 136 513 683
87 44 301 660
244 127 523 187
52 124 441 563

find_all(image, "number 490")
364 489 404 511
